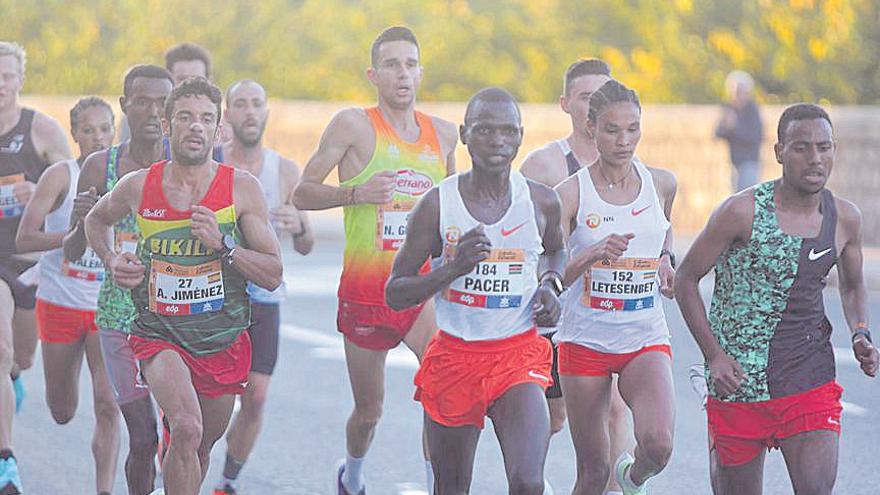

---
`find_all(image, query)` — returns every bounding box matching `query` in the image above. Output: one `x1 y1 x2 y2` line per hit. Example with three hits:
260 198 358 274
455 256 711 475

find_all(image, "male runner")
0 40 72 493
520 58 633 495
165 43 212 87
555 80 677 495
72 64 174 495
675 103 878 495
213 79 314 495
386 87 565 495
15 96 119 495
86 77 283 495
292 26 457 495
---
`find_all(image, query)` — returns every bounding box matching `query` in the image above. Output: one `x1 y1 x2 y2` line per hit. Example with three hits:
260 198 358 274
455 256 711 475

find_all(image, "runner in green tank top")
86 77 282 495
73 64 174 495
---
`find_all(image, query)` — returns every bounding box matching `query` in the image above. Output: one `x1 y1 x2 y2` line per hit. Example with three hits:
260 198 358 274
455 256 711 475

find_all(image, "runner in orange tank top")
293 26 457 495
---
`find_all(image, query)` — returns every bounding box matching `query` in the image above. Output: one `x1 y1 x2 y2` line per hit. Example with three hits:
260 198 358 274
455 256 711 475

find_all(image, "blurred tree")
0 0 876 104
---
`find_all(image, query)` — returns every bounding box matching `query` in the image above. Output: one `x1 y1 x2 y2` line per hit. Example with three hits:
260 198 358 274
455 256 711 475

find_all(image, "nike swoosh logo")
632 205 652 216
528 370 549 382
808 248 832 261
501 221 527 237
827 417 840 426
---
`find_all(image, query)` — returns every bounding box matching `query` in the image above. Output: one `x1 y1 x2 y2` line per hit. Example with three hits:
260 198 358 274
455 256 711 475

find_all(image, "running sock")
0 450 12 461
605 492 623 495
222 454 245 482
342 454 366 494
424 460 434 495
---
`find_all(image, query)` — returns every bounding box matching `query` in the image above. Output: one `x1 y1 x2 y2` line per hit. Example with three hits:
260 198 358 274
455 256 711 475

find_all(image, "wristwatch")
852 328 872 344
660 249 676 268
218 234 237 265
540 271 564 297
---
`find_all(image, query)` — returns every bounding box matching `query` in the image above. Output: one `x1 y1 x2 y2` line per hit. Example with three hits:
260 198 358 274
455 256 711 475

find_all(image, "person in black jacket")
715 70 763 192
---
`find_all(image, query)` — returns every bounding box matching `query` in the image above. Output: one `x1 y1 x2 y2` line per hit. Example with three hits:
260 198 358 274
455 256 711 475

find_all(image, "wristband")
539 271 564 296
660 249 676 268
853 328 872 344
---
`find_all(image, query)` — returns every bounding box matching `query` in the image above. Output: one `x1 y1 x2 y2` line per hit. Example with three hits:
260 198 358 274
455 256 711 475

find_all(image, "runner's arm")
292 109 363 210
85 171 140 266
433 117 458 176
227 173 283 291
15 162 66 253
278 156 314 255
31 112 74 165
674 195 750 361
521 147 560 188
63 151 106 261
386 188 455 310
554 175 589 286
532 182 566 327
653 168 678 297
835 200 878 376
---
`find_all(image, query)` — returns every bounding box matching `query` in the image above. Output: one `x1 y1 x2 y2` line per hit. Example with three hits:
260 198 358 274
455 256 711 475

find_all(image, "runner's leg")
617 351 675 486
606 377 634 493
342 337 388 491
197 393 235 481
402 300 439 491
119 397 158 494
84 332 121 493
561 374 613 495
141 349 203 495
779 430 838 495
41 340 85 423
0 282 16 450
425 414 480 495
12 307 36 372
224 372 270 465
710 448 765 495
489 383 550 495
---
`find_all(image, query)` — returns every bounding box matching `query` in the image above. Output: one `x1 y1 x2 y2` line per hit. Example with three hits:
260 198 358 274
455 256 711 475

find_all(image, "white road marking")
396 483 428 495
842 401 868 417
280 323 419 369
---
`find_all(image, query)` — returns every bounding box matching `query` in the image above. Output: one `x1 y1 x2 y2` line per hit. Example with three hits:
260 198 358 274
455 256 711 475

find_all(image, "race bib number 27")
149 259 224 316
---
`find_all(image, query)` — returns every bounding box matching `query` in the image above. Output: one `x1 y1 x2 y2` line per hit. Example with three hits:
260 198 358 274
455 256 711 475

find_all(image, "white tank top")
557 159 670 353
434 171 543 341
36 159 103 310
246 148 287 304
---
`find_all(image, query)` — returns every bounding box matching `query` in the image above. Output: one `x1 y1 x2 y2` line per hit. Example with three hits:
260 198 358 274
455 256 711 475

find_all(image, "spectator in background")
715 70 763 192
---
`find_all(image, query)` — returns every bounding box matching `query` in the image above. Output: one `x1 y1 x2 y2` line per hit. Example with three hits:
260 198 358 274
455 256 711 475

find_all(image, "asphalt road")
15 235 880 494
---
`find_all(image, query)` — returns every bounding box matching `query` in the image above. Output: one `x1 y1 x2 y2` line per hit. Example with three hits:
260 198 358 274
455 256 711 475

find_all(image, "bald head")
464 87 520 125
226 79 266 107
225 79 269 148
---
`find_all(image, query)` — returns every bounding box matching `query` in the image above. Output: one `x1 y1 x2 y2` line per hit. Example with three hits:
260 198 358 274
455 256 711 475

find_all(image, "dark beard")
233 121 265 148
172 139 212 166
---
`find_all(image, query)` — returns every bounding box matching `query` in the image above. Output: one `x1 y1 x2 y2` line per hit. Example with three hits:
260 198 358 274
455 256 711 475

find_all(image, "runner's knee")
94 396 120 425
128 422 159 458
169 413 203 451
508 470 545 495
792 472 835 495
242 383 270 416
49 402 77 425
577 455 610 488
638 428 673 468
352 401 383 428
0 337 13 373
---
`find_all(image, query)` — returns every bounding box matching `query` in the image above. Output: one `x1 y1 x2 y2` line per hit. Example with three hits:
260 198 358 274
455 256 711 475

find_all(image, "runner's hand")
72 187 99 225
109 252 145 289
708 353 745 397
354 170 396 205
450 224 491 277
12 181 36 205
270 204 304 235
293 226 314 256
853 336 879 377
533 285 560 327
587 233 635 265
190 205 223 251
658 256 675 299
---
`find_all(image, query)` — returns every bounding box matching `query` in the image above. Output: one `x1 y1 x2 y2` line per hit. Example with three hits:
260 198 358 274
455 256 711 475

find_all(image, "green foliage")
2 0 877 103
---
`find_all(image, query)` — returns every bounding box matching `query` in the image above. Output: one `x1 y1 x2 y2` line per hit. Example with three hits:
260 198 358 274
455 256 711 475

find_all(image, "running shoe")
148 490 165 495
0 457 22 495
614 452 647 495
336 459 365 495
688 363 709 410
11 377 23 414
543 478 555 495
213 483 237 495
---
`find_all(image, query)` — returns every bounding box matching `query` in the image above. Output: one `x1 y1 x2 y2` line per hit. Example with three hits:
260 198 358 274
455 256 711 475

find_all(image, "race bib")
115 231 138 254
582 257 658 311
443 248 525 309
0 174 25 218
148 259 224 316
376 200 414 251
62 247 104 281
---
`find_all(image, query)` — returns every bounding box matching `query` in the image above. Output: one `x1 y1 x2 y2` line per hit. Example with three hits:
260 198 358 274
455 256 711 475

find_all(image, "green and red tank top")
337 107 446 306
131 161 249 356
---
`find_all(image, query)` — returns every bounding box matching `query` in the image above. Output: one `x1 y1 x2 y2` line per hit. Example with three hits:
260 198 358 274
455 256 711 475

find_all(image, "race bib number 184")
444 248 525 309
